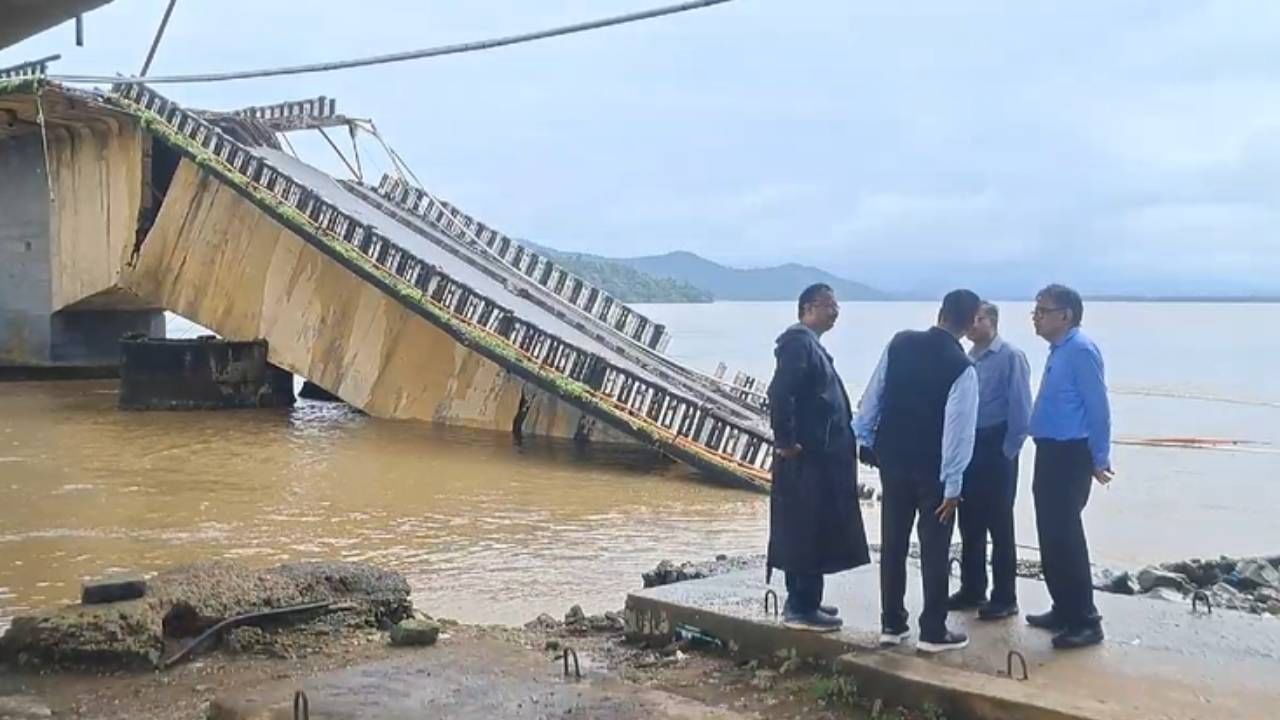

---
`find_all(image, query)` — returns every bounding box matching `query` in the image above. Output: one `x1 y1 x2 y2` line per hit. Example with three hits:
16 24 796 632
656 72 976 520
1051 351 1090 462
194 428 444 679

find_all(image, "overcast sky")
4 1 1277 296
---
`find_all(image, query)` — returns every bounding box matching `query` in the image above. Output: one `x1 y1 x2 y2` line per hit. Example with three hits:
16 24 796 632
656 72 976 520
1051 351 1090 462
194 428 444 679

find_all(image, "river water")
2 302 1277 630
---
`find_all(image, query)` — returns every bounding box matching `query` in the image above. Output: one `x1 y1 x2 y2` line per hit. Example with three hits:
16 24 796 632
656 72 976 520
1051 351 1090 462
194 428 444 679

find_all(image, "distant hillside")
528 244 886 302
614 251 889 301
529 245 712 303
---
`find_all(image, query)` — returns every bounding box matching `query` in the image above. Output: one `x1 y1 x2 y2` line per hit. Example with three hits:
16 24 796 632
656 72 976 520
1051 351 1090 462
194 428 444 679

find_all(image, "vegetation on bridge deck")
100 84 773 492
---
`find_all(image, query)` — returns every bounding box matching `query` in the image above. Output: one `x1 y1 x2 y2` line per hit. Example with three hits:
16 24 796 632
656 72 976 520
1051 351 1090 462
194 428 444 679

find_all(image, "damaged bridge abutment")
0 111 166 377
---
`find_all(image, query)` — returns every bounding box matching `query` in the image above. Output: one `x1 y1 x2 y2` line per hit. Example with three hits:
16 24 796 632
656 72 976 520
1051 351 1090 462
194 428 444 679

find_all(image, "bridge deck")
259 149 762 429
101 82 777 489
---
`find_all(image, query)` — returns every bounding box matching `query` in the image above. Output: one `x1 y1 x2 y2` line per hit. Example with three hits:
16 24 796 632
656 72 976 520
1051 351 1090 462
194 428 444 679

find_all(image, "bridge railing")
111 83 775 483
375 175 670 353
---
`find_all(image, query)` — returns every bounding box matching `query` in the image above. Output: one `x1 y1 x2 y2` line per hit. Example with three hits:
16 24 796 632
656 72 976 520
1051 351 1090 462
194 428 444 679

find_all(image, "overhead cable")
51 0 733 85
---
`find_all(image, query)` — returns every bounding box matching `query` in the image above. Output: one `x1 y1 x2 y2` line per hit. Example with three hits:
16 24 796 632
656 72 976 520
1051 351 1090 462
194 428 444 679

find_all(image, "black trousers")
784 572 824 615
957 424 1019 605
1033 439 1100 629
880 462 955 641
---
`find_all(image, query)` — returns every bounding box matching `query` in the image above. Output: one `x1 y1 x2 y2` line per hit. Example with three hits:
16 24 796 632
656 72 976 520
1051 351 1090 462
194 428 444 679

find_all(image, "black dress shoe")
1025 609 1067 631
820 604 840 617
1052 625 1104 649
947 590 986 611
977 601 1020 620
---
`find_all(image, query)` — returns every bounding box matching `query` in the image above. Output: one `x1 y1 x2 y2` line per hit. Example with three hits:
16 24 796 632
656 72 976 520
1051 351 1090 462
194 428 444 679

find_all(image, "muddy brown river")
0 380 768 631
5 300 1279 632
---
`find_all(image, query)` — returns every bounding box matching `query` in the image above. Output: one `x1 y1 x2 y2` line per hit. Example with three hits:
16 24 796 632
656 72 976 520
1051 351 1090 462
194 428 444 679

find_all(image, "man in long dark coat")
766 283 871 632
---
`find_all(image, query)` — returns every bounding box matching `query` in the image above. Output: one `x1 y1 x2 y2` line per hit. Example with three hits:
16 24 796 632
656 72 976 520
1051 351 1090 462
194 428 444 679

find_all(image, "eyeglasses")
1031 306 1066 318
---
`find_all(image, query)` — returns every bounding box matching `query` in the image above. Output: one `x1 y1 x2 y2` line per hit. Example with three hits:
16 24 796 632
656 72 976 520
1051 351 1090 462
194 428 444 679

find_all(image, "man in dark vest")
766 283 871 632
854 290 981 652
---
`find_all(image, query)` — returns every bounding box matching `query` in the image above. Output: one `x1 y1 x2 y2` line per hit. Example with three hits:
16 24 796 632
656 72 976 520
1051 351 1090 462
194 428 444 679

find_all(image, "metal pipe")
140 0 180 77
159 599 340 669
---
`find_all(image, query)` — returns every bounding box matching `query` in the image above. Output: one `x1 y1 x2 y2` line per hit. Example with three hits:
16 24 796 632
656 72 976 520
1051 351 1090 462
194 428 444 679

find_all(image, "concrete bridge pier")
0 119 165 377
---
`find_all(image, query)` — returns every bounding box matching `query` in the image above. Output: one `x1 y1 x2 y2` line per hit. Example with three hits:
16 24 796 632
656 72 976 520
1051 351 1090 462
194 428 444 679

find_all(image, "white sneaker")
917 631 969 654
879 628 910 646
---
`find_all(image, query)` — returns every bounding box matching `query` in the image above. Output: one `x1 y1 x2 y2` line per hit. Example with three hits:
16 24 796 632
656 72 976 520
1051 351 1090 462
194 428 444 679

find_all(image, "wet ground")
0 621 882 719
628 559 1280 720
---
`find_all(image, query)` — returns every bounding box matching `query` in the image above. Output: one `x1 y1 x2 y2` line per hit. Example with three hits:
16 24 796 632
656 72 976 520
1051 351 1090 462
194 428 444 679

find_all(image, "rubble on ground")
641 554 765 588
0 560 413 671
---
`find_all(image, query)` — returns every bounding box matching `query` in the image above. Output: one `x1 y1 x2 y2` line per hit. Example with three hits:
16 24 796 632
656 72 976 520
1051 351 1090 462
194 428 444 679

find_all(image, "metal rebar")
1006 650 1029 681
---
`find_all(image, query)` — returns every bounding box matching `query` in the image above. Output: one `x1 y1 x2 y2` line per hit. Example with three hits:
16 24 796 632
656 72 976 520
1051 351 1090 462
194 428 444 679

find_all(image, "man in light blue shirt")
1024 284 1112 650
854 290 980 654
948 302 1032 620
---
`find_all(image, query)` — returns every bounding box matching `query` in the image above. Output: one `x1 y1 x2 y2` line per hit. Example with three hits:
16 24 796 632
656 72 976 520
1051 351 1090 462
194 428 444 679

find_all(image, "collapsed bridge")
0 78 778 490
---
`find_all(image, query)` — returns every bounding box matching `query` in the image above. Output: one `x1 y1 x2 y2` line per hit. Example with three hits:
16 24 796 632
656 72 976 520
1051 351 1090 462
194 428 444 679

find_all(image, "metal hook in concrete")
764 588 780 618
1192 590 1213 615
293 690 309 720
561 648 582 679
1006 650 1029 681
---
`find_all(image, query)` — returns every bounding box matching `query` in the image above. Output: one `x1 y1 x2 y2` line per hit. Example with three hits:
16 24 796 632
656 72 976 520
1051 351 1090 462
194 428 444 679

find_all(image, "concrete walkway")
626 562 1280 720
208 636 746 720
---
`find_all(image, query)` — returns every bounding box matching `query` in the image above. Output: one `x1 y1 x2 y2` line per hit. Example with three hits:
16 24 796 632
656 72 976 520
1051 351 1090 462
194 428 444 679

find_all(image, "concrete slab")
80 573 146 605
626 561 1280 720
208 637 748 720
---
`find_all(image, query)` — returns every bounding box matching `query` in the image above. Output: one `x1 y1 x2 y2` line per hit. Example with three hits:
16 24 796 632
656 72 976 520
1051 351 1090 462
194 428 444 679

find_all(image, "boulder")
1093 569 1138 595
524 613 560 631
1137 567 1193 595
1210 582 1251 611
1160 560 1221 589
586 611 625 633
1252 587 1280 614
0 599 163 670
389 619 440 647
81 573 148 605
1147 587 1189 603
1236 559 1280 591
564 605 587 626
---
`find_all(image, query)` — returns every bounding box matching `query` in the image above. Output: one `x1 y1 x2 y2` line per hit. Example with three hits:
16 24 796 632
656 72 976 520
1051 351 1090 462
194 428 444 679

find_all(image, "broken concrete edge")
623 593 1110 720
833 654 1114 720
388 618 440 647
110 93 770 494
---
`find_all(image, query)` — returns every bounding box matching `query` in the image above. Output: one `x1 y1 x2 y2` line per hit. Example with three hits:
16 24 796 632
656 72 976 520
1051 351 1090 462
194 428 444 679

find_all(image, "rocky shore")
642 554 766 588
1091 555 1280 615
